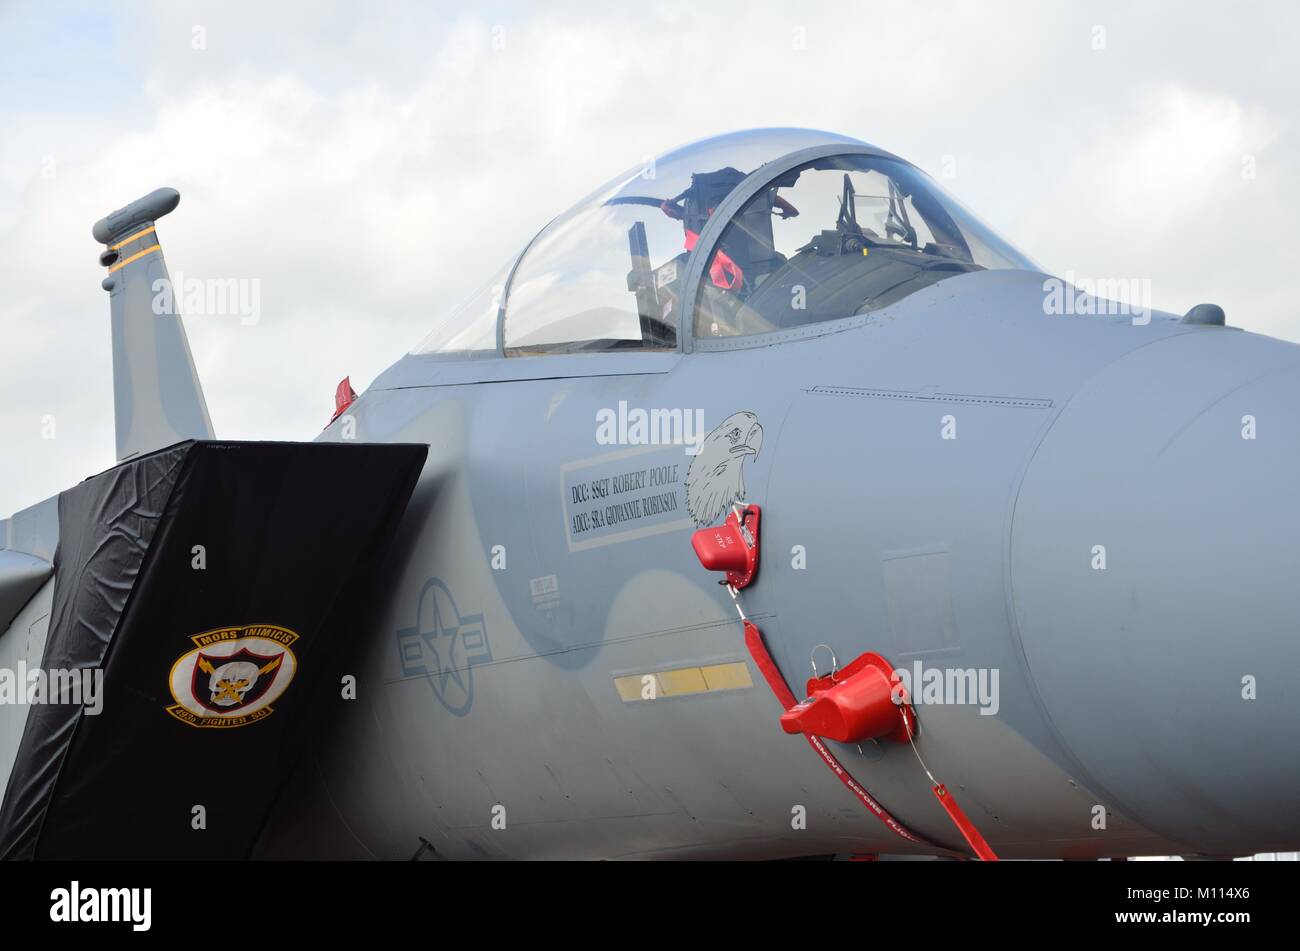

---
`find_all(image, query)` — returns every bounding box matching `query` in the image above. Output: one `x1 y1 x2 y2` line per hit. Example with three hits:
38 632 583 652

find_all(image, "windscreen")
693 154 1037 339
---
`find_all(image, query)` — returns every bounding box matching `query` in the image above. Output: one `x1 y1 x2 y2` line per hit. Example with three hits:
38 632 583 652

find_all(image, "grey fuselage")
261 267 1300 860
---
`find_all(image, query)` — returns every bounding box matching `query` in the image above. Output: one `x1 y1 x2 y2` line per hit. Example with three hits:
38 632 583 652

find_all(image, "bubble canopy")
411 129 1036 357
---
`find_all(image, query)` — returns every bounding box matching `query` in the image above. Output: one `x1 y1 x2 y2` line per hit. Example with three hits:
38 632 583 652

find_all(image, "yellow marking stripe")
657 667 707 695
700 662 754 691
108 226 156 251
106 244 160 274
614 661 753 701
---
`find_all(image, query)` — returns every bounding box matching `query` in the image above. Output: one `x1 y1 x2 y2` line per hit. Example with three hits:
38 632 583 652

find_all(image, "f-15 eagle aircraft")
1 128 1296 861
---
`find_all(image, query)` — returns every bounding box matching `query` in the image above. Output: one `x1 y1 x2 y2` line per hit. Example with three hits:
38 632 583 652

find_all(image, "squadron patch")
165 624 299 728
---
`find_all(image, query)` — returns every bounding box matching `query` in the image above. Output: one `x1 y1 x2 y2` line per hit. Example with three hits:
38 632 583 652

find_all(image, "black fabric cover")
0 440 426 859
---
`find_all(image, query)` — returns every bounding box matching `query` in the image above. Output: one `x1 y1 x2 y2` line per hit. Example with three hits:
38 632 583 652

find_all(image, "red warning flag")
330 377 357 424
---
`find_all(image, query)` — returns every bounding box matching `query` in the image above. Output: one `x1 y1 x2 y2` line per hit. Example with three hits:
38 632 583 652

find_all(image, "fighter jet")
1 128 1297 861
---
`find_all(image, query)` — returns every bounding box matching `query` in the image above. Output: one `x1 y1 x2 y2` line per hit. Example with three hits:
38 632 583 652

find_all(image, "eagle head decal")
686 411 764 526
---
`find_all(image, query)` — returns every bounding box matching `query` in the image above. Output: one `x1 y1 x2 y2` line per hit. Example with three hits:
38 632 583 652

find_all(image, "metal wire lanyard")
901 710 937 784
727 569 998 861
725 580 746 621
903 709 999 860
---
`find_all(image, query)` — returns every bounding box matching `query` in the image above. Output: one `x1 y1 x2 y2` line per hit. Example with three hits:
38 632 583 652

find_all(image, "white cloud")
1 1 1298 513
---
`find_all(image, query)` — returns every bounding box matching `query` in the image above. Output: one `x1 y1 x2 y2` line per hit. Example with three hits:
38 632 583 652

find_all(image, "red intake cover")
690 504 760 589
779 651 914 744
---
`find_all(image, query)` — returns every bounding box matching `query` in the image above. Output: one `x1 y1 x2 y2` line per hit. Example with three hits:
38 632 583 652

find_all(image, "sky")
1 0 1298 515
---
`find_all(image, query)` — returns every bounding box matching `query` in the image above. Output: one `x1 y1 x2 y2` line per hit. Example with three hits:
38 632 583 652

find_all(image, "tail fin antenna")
94 187 214 461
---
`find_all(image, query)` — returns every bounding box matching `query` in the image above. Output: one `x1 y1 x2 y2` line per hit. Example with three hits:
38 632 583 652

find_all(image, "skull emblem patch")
166 624 299 728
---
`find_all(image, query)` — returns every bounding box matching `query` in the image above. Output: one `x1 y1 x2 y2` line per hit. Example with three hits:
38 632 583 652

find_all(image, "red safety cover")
690 504 760 589
779 651 914 743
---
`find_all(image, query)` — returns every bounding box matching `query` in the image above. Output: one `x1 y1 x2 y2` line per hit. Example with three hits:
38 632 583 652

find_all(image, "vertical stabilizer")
93 188 214 461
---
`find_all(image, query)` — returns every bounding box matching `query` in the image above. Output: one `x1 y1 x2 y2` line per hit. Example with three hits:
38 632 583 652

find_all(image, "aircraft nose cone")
1011 327 1300 855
